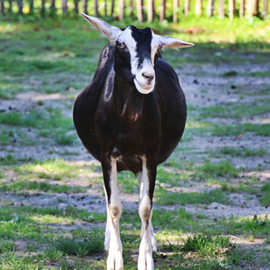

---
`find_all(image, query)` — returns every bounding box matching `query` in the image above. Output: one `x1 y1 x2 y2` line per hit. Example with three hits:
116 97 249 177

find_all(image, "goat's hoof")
107 249 124 270
138 247 154 270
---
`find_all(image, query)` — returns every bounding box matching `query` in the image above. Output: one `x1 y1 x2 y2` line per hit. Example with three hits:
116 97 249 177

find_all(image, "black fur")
73 29 187 204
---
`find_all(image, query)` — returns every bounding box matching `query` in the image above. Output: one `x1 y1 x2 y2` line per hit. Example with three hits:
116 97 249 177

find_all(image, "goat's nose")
142 72 154 83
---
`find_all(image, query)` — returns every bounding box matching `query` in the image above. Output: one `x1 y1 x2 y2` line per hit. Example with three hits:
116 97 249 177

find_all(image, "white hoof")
107 248 124 270
138 241 154 270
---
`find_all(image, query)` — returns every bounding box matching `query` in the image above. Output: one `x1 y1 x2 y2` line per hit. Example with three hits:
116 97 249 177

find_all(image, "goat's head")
81 13 194 94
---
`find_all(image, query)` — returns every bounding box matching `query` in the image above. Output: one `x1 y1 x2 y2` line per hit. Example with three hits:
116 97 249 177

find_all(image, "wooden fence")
0 0 269 21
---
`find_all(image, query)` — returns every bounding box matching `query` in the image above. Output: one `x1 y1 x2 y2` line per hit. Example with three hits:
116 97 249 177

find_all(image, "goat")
73 13 194 270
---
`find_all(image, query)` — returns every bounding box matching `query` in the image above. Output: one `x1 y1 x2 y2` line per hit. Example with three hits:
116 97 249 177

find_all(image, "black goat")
73 13 194 270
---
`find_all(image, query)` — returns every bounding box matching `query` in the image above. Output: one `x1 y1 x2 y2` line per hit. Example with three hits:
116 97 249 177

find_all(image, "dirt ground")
0 59 270 269
1 61 269 218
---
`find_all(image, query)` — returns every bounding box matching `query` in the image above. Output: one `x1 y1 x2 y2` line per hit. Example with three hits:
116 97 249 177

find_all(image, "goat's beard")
121 88 144 121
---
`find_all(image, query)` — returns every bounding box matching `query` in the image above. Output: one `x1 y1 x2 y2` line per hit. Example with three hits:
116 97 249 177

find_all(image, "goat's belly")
111 134 156 173
112 133 156 157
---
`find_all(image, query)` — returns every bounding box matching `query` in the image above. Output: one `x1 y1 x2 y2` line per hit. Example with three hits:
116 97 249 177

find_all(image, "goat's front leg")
102 158 123 270
138 157 157 270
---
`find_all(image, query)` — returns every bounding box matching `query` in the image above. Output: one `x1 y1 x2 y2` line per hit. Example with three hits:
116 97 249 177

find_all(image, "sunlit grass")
0 13 270 270
31 214 73 224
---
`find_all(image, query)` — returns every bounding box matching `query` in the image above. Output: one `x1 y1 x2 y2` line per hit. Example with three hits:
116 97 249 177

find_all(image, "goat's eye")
117 43 126 49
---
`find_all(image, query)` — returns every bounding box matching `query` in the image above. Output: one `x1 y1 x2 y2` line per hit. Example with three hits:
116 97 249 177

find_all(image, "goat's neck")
114 76 144 121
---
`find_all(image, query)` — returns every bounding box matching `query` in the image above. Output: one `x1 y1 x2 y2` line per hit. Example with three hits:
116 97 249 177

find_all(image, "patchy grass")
194 160 240 179
155 188 229 205
212 123 270 137
196 100 270 120
0 15 270 270
0 180 87 193
52 234 104 256
218 146 268 157
259 183 270 206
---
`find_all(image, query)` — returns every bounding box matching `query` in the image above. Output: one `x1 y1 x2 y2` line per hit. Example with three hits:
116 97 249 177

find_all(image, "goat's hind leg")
102 158 123 270
137 172 157 253
138 157 157 270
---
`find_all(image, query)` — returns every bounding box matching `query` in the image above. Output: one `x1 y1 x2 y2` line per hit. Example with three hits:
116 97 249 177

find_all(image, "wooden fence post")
184 0 190 15
262 0 268 18
130 0 134 18
148 0 155 22
74 0 79 14
219 0 224 17
8 0 12 13
62 0 68 14
94 0 99 17
207 0 214 16
229 0 235 19
239 0 245 17
247 0 259 16
173 0 178 22
41 0 46 15
1 0 5 15
119 0 125 20
29 0 34 13
104 0 107 16
82 0 88 14
111 0 115 16
195 0 202 16
160 0 166 21
50 0 56 13
137 0 145 22
17 0 23 14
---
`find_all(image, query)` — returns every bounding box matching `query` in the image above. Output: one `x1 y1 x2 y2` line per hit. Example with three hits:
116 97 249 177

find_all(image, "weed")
222 70 238 77
55 134 77 146
259 183 270 206
52 234 103 256
43 246 63 261
0 154 18 165
181 234 231 257
221 215 270 236
195 160 239 179
0 240 15 253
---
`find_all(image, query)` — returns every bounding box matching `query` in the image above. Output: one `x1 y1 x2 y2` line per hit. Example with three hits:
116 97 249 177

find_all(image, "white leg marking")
138 172 157 253
104 186 111 252
105 159 123 270
137 157 156 270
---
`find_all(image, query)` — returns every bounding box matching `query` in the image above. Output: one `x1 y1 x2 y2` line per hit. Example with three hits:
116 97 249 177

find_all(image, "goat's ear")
81 13 122 44
157 35 194 50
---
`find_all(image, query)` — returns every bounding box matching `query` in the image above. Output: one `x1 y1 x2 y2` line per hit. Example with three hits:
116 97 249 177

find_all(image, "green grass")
218 146 268 157
194 160 240 179
11 158 100 182
0 14 270 270
0 180 86 193
212 123 270 137
181 234 231 256
196 100 270 120
0 240 15 253
51 234 104 256
259 183 270 206
155 188 229 205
